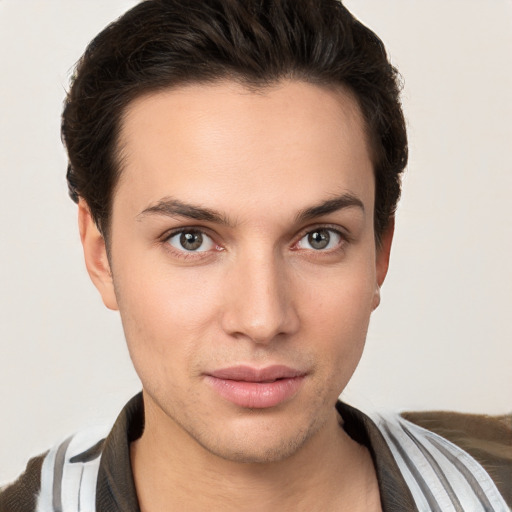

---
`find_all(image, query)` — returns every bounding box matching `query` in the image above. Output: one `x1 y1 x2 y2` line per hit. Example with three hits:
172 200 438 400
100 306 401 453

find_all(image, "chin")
192 414 320 465
203 435 310 464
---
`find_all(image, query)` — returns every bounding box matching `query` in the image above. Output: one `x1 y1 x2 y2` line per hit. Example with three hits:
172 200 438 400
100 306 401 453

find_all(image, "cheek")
112 259 223 376
299 262 377 371
308 301 372 404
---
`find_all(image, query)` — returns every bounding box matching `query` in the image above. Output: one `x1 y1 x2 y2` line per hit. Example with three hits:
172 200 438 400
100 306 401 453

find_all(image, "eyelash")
160 224 349 260
161 228 221 260
292 225 349 255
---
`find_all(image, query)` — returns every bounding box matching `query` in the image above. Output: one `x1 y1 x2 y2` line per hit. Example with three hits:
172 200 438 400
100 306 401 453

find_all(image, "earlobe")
78 199 119 311
372 285 381 311
372 219 394 311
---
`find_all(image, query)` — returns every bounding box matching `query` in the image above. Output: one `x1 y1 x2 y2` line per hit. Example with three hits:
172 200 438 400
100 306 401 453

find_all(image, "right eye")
166 229 216 252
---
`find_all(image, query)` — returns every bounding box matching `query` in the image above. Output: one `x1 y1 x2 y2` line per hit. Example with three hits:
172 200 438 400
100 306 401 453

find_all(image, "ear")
78 199 119 311
372 218 394 310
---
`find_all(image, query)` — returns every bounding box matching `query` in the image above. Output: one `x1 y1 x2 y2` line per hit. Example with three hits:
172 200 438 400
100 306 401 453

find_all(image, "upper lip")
207 365 306 382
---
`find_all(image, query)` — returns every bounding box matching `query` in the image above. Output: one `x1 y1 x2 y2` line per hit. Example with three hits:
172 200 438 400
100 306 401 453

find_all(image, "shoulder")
0 426 109 512
402 410 512 509
0 453 46 512
373 410 511 511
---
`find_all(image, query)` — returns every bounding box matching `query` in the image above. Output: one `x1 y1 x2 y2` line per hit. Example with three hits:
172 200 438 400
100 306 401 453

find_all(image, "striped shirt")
0 394 510 511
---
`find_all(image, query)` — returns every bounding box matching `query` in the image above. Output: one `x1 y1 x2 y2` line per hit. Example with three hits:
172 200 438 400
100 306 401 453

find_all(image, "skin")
79 80 392 511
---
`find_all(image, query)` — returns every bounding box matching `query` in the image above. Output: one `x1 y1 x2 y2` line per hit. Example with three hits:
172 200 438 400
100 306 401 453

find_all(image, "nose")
220 251 300 345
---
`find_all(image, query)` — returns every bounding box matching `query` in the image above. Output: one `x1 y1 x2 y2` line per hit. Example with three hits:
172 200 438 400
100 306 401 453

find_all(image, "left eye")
167 230 215 252
296 228 342 251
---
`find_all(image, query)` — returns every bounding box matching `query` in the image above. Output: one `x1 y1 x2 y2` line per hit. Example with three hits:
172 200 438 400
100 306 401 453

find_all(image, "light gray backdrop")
1 0 511 484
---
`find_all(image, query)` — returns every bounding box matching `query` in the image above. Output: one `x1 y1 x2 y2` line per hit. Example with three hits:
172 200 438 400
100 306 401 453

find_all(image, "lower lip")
205 375 305 409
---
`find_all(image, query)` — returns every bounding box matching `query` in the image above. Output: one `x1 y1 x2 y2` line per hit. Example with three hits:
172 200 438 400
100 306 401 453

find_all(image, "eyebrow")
137 198 232 225
137 193 364 226
295 193 365 222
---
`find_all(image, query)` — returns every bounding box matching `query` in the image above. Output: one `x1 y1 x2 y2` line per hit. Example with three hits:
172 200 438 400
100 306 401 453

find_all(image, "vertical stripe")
382 424 443 512
78 460 102 512
76 467 84 512
426 435 496 512
52 436 73 512
37 426 109 512
400 423 464 512
37 446 58 512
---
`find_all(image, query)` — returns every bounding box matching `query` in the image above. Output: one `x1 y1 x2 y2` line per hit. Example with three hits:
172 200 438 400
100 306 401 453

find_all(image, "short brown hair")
62 0 407 243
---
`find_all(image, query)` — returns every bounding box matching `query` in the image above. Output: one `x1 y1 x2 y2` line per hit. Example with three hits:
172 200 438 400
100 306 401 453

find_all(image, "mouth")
204 365 307 409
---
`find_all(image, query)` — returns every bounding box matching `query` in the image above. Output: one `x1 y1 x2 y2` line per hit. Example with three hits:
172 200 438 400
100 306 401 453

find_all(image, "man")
0 0 509 511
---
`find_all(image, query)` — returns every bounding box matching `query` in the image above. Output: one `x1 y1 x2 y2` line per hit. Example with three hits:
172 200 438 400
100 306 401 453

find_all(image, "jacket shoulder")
402 410 512 508
1 425 109 512
0 452 47 512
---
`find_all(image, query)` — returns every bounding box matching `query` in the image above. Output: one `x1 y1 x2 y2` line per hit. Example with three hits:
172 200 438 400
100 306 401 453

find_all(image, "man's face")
83 80 390 463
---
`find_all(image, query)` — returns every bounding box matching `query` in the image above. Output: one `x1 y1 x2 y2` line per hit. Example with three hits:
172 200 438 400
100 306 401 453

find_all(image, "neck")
131 394 381 512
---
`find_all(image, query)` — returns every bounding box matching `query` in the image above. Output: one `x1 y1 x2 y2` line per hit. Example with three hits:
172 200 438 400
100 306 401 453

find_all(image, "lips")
205 365 306 409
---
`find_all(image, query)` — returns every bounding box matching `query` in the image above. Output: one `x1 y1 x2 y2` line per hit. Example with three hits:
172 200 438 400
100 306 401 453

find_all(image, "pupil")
309 230 330 250
180 231 203 250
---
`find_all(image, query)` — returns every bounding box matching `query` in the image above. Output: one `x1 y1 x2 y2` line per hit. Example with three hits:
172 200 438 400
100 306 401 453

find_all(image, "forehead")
115 80 374 219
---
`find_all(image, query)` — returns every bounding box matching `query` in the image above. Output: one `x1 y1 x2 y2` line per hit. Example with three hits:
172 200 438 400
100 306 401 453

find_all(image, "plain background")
0 0 511 484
